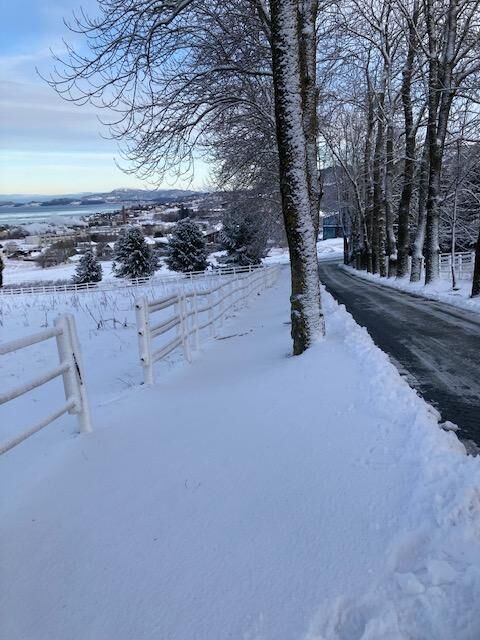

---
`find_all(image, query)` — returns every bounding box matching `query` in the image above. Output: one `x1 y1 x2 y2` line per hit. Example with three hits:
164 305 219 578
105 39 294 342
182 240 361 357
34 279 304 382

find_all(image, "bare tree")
48 0 324 353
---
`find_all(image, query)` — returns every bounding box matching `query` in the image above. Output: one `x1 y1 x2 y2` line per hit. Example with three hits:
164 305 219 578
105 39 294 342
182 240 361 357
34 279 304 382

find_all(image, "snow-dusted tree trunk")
270 0 324 354
299 0 321 240
472 224 480 298
424 0 457 284
410 139 429 282
397 0 419 279
372 89 387 276
385 121 397 276
364 81 375 273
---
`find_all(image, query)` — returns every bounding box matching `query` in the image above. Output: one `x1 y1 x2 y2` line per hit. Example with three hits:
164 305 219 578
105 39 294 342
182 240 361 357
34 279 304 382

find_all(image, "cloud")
0 1 211 195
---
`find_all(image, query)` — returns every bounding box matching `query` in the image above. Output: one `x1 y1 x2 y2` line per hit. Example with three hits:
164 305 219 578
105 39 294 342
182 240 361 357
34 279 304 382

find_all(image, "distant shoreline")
0 203 121 226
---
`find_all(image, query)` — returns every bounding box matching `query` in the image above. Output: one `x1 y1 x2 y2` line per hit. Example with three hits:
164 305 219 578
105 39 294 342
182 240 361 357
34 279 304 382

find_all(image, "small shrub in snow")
166 218 208 273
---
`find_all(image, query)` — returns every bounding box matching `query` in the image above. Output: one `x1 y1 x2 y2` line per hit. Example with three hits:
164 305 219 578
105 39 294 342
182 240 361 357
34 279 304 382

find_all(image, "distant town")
0 190 231 287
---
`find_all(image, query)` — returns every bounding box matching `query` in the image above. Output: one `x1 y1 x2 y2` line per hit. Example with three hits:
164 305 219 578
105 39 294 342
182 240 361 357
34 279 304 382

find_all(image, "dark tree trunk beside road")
270 0 324 354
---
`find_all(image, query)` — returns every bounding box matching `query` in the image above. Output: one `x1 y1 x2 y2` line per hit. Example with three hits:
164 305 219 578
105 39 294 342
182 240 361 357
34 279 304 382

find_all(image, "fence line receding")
135 265 280 384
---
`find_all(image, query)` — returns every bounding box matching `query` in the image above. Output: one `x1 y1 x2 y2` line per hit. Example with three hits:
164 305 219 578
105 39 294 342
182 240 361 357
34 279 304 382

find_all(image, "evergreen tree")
221 209 268 266
166 218 208 273
0 253 4 288
113 227 157 279
72 250 103 284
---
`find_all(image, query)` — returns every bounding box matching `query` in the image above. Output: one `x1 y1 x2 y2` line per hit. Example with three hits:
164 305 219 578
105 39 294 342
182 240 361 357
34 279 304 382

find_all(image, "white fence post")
192 291 200 350
178 294 192 363
218 283 225 326
65 314 93 434
55 314 92 434
135 296 154 385
208 291 215 337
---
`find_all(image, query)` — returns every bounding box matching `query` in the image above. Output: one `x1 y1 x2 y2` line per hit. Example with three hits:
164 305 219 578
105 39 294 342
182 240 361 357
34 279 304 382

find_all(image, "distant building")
322 214 343 240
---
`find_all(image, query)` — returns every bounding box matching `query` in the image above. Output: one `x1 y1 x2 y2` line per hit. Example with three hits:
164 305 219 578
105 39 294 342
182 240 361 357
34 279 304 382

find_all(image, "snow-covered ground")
344 265 480 314
0 273 234 447
1 267 480 639
2 257 182 287
316 237 344 260
3 257 116 285
2 238 343 287
264 238 344 266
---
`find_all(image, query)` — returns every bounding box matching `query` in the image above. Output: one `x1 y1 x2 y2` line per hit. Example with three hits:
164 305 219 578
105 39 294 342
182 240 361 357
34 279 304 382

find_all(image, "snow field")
1 237 344 288
1 266 479 639
0 273 235 446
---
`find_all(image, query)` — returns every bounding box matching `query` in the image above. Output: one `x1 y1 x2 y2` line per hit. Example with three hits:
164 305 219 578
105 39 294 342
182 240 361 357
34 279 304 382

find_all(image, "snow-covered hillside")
1 267 480 639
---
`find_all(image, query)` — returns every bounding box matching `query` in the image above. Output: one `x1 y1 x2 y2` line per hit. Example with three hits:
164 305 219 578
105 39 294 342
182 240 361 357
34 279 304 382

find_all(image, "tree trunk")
410 138 429 282
270 0 324 354
472 223 480 297
425 141 442 284
424 0 457 284
385 122 397 276
450 187 458 289
372 93 387 276
299 0 321 241
397 2 418 279
364 83 375 273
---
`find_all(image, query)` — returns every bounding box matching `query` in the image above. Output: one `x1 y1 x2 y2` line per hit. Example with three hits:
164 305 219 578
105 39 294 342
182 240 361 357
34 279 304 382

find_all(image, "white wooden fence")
0 314 92 455
439 251 474 280
0 264 265 297
135 265 280 384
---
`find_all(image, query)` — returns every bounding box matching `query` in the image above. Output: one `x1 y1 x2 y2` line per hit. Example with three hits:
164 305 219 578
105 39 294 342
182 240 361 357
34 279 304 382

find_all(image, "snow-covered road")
319 263 480 447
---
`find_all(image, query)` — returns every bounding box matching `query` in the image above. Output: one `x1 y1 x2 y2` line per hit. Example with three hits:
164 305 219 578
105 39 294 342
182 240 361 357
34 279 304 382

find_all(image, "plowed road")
319 262 480 449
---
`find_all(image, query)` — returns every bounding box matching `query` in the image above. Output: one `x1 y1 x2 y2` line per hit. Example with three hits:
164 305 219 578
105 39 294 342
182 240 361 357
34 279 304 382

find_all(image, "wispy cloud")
0 1 209 195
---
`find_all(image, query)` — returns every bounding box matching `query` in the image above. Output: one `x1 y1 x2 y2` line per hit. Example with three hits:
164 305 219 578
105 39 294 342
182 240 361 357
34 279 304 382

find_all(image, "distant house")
96 243 114 260
321 214 343 240
1 240 41 260
203 223 222 245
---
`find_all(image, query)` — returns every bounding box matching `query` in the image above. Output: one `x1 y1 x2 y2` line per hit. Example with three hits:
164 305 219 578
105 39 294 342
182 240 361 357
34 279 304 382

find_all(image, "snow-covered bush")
113 227 157 279
73 250 103 284
166 218 208 273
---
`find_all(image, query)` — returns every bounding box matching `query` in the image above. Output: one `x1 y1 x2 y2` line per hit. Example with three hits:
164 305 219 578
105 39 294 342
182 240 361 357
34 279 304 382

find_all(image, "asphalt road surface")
319 262 480 448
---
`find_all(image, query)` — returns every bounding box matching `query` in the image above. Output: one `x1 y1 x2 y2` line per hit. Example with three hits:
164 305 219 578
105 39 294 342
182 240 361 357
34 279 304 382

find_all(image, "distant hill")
0 188 204 206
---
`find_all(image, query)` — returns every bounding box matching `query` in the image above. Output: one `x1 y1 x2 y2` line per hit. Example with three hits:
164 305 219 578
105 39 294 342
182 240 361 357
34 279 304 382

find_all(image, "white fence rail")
439 251 474 280
135 265 280 384
0 314 92 455
0 264 266 297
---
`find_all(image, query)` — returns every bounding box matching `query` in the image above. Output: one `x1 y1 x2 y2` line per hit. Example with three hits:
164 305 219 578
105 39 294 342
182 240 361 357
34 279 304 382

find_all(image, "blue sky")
0 1 209 195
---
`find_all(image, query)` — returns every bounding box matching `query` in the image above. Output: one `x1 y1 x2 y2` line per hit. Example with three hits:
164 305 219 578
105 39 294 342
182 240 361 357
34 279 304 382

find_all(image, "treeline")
317 0 480 296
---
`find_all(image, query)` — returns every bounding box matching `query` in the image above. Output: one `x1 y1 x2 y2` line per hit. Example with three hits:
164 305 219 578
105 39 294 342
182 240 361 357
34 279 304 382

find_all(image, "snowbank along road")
318 262 480 448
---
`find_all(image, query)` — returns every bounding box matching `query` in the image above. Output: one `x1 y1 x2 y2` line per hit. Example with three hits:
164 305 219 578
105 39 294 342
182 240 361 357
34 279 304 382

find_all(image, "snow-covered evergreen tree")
113 227 157 279
221 209 268 266
72 250 102 284
166 219 208 273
